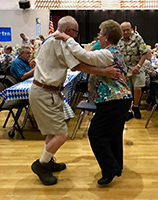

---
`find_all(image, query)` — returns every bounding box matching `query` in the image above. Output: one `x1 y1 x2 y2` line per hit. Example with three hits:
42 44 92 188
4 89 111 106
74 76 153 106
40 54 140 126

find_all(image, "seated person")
142 48 158 88
141 48 158 104
2 45 16 72
10 45 35 81
39 34 45 42
152 43 158 56
0 44 4 62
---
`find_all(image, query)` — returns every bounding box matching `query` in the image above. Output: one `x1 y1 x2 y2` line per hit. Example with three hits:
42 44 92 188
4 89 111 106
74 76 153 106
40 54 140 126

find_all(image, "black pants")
88 99 131 179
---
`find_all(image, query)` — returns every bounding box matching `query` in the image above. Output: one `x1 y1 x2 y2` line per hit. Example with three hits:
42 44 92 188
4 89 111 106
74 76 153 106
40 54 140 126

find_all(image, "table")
0 70 84 120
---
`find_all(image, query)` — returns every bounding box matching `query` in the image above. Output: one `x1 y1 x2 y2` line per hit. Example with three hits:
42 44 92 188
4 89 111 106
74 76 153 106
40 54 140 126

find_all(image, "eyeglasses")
71 28 79 34
98 32 105 37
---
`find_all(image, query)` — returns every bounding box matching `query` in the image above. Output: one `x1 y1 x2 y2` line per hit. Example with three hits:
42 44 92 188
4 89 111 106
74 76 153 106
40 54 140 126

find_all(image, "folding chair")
0 82 5 92
0 99 35 139
0 65 19 90
70 74 89 110
71 100 96 140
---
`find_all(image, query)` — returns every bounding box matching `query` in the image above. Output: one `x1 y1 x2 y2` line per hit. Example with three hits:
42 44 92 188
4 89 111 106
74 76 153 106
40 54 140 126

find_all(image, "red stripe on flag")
49 20 54 34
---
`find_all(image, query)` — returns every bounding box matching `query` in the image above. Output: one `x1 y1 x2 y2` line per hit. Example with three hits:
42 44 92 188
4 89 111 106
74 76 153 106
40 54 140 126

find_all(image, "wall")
0 0 36 10
0 9 49 47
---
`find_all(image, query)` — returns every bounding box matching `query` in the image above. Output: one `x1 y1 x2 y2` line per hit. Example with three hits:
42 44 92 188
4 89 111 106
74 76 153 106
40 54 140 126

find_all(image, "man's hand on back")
103 65 121 79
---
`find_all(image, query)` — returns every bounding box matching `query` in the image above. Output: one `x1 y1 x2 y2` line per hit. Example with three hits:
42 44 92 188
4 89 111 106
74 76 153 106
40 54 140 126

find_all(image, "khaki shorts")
128 72 145 88
29 84 68 136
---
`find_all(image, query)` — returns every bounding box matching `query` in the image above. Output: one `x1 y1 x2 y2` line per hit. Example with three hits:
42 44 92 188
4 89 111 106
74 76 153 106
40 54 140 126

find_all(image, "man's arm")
132 53 148 75
73 63 121 80
132 34 148 75
21 68 35 81
138 53 148 66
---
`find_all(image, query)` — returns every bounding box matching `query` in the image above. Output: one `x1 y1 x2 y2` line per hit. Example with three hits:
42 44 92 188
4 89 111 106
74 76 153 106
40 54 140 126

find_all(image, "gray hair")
19 45 31 55
57 16 77 32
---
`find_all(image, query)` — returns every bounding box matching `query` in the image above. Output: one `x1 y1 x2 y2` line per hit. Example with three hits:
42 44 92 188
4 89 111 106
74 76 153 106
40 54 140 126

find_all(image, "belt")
33 80 64 91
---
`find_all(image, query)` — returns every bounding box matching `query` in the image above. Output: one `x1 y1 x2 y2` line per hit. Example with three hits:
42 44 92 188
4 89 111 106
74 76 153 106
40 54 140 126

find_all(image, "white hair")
57 16 77 32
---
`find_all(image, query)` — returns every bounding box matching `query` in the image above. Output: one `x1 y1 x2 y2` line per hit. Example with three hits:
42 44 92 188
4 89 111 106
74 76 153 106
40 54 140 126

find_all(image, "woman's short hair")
99 19 123 45
39 35 45 41
4 45 12 53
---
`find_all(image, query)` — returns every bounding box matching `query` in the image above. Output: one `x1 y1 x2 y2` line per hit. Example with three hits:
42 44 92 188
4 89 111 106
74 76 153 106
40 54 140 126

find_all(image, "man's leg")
40 133 69 166
31 133 69 185
29 85 69 185
45 133 69 153
132 72 145 119
133 87 142 106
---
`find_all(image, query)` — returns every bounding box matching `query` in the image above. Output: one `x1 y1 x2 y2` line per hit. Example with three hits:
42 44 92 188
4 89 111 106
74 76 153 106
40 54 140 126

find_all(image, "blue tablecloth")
0 70 84 120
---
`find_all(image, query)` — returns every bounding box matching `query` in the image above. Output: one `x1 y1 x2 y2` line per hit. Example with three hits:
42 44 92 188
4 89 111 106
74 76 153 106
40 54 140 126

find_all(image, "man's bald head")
121 22 132 29
57 16 79 38
120 22 132 39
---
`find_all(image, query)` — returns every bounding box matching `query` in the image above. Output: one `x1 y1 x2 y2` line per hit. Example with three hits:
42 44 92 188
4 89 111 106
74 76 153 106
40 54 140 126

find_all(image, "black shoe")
98 170 122 186
132 106 141 119
116 171 122 177
125 110 134 122
31 159 57 185
48 157 66 172
98 177 114 186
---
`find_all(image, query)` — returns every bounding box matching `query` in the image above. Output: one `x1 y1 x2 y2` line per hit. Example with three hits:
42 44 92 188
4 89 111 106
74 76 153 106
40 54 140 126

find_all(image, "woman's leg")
88 99 131 181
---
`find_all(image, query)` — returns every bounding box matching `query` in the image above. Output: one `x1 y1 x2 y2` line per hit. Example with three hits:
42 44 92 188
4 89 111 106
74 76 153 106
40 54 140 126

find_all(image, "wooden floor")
0 101 158 200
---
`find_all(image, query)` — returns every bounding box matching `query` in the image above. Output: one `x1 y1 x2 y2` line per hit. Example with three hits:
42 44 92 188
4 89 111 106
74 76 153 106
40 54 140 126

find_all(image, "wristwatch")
137 64 141 68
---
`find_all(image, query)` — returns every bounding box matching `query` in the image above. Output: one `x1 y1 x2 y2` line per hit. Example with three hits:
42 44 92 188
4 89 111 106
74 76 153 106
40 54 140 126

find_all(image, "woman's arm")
55 33 114 67
55 33 121 79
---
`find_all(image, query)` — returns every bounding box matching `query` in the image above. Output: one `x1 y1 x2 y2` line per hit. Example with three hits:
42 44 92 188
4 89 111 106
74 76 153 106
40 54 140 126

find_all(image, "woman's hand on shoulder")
54 32 70 42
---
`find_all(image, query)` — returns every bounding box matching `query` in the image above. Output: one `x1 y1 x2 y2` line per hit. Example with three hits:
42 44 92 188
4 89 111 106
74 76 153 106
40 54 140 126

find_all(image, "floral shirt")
88 45 132 103
65 38 132 103
117 33 148 76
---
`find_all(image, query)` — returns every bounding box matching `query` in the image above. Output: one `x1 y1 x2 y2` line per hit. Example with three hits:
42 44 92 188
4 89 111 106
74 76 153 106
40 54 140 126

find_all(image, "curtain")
51 10 158 48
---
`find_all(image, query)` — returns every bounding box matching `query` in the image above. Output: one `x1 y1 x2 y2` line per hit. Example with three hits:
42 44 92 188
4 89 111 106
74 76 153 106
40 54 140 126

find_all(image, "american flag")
49 20 54 34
